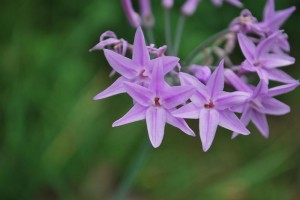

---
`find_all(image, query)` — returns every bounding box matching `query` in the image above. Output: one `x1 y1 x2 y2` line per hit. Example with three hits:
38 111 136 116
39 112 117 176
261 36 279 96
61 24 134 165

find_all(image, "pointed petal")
267 68 296 84
179 72 209 102
132 27 150 65
199 109 220 152
94 77 126 100
219 110 250 135
256 31 282 57
268 82 300 97
172 103 201 119
104 49 137 79
224 69 251 92
214 91 250 110
113 104 147 127
166 112 195 136
257 68 269 84
146 107 167 148
149 58 165 95
159 56 180 74
261 97 290 115
237 33 256 62
232 106 252 138
252 80 268 99
123 82 153 106
263 0 275 20
262 54 295 68
251 110 269 138
207 60 225 97
163 86 195 109
268 6 296 29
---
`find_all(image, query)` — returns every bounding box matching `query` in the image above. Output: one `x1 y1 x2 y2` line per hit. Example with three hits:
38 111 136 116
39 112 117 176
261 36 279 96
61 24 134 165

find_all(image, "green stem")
183 29 230 66
114 137 151 200
164 9 172 55
146 28 155 44
173 15 186 56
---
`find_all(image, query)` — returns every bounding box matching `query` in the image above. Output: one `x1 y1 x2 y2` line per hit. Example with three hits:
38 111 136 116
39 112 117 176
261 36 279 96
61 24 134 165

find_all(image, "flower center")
204 101 214 109
154 97 161 107
253 61 261 67
139 69 148 78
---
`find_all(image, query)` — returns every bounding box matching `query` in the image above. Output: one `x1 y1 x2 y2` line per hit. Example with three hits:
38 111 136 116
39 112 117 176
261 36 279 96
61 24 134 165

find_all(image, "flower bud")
181 0 201 16
139 0 155 28
121 0 142 28
162 0 174 9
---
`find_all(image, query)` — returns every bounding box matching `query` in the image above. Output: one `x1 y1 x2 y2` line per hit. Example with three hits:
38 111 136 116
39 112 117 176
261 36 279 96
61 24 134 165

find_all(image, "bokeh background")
1 0 300 199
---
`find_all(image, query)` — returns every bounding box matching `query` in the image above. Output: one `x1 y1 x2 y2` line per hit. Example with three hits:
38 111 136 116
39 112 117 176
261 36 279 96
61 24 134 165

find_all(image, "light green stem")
173 15 186 56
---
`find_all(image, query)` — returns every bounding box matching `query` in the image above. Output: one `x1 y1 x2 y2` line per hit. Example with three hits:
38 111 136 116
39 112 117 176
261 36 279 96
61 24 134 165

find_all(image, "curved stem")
173 15 186 56
114 137 151 200
183 29 230 66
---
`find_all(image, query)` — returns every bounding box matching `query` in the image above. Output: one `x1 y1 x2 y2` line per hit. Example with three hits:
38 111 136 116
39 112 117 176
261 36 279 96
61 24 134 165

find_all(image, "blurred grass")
0 0 300 199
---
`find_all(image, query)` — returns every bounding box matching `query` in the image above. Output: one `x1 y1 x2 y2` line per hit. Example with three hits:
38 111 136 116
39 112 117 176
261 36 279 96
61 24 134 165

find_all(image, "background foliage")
0 0 300 199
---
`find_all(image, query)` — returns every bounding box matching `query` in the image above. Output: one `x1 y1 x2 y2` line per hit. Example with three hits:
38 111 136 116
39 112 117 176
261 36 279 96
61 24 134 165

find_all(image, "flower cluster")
91 0 298 151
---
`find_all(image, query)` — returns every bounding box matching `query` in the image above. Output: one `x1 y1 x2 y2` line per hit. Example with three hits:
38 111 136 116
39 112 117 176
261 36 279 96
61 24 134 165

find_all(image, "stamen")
154 97 161 107
204 101 214 109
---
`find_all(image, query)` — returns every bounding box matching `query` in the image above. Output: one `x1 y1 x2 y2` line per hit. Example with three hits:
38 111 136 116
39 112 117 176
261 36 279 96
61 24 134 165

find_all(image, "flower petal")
179 72 209 103
166 112 195 136
132 27 150 66
261 97 290 115
261 54 295 68
251 110 269 138
256 31 282 57
237 33 256 62
104 49 137 79
252 80 268 99
113 104 147 127
160 56 180 74
207 60 225 97
267 68 296 84
267 6 296 30
219 110 250 135
163 86 195 109
146 107 167 148
214 91 250 110
268 82 300 97
148 58 166 96
263 0 275 20
123 82 153 106
172 102 201 119
224 69 251 92
199 108 220 152
232 106 252 138
94 77 126 100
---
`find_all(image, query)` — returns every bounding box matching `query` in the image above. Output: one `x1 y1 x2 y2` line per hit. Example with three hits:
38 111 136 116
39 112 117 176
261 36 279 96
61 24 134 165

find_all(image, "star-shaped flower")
225 69 299 138
258 0 296 34
94 27 179 100
238 32 295 84
113 59 196 148
172 60 250 151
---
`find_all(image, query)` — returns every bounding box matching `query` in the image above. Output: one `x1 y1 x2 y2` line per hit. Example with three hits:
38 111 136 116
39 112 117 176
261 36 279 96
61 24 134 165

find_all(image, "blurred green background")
1 0 300 199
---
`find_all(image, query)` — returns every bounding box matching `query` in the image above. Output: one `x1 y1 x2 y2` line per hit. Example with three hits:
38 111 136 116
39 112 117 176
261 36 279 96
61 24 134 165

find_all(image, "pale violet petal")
123 82 154 106
113 104 147 127
268 82 300 97
214 91 250 110
166 112 195 136
132 27 150 66
146 107 167 148
251 110 269 138
261 97 290 115
172 102 200 119
163 86 195 109
206 60 225 97
237 33 256 62
94 77 126 100
219 109 250 135
199 108 220 152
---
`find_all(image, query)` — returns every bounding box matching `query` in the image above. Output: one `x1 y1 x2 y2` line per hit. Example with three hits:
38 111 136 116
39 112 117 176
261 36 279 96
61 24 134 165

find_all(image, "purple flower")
230 9 262 35
89 31 130 55
121 0 142 28
225 69 299 138
238 32 295 84
258 0 296 34
139 0 154 28
189 65 211 84
94 27 180 100
113 59 196 148
173 60 250 151
181 0 201 16
162 0 174 9
212 0 243 8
